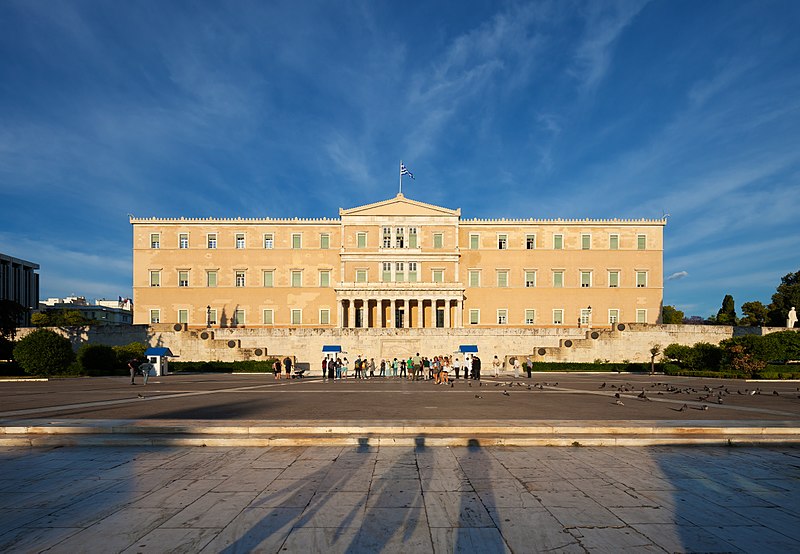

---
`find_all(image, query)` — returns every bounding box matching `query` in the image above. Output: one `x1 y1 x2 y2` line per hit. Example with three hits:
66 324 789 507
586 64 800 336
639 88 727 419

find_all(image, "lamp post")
206 305 211 328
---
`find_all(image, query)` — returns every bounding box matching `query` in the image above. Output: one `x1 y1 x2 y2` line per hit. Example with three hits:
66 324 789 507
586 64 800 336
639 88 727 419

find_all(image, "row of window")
148 231 649 251
148 307 649 326
149 268 650 288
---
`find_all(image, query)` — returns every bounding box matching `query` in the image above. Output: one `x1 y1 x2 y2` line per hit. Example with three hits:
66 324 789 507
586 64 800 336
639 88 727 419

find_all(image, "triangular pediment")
340 193 460 218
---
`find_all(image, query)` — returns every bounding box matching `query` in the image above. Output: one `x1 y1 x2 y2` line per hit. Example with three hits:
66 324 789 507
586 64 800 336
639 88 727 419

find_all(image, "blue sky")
1 0 799 318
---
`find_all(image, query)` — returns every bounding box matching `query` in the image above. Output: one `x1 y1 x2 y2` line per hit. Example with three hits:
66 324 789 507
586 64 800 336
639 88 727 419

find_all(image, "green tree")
77 344 117 376
740 301 768 327
662 305 685 324
649 344 661 375
0 300 26 339
13 329 75 376
30 312 51 327
715 295 738 326
768 271 800 327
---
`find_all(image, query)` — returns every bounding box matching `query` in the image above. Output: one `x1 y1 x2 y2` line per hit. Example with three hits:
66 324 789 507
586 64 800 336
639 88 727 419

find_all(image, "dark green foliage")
113 342 147 367
170 360 277 373
715 295 738 326
13 329 75 376
0 300 26 339
0 361 24 376
663 344 693 365
661 305 685 324
31 308 93 327
740 301 768 327
77 344 118 376
531 362 654 372
663 342 723 370
0 336 14 361
768 271 800 327
722 331 800 364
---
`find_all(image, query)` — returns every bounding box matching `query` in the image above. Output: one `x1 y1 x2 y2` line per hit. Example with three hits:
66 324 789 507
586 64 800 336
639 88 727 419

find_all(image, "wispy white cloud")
667 271 688 281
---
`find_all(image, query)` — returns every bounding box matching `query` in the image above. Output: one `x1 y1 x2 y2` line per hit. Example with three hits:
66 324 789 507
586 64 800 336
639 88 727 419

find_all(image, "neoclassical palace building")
131 194 665 330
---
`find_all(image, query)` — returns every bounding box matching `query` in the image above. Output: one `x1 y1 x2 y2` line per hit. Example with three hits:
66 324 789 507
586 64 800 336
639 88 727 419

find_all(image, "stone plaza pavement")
1 444 800 553
2 373 800 552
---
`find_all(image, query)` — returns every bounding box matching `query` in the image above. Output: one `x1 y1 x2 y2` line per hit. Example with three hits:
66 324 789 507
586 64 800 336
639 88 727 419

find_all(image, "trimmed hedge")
531 362 674 373
169 360 278 373
13 329 75 376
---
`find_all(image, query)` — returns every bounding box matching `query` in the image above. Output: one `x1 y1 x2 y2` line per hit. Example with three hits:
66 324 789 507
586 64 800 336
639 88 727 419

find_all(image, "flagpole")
399 160 403 195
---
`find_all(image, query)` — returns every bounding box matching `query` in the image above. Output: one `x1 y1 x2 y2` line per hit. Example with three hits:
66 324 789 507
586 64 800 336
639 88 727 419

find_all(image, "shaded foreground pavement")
2 374 800 552
1 444 799 553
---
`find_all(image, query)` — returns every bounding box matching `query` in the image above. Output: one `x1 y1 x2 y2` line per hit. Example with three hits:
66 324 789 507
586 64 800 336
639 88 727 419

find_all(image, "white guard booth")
144 347 177 377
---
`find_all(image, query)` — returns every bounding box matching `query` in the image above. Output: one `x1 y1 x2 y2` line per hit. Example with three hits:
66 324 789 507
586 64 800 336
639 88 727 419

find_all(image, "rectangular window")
233 309 245 325
291 270 302 288
526 234 536 249
395 262 404 282
637 309 647 323
235 233 245 249
263 309 274 325
263 234 274 249
609 309 619 324
469 270 480 287
208 309 217 325
235 271 246 287
383 227 392 248
636 271 648 288
609 234 619 250
433 269 444 283
292 234 301 249
470 234 479 250
178 309 188 324
497 309 508 325
553 271 564 288
320 234 330 249
553 309 563 325
207 271 217 287
179 233 189 249
356 269 367 283
357 232 367 248
498 234 508 250
150 271 160 287
395 227 405 248
382 262 392 282
580 271 592 288
553 234 563 250
150 234 160 249
319 270 330 287
525 309 535 325
320 309 330 325
408 262 417 283
291 309 302 325
525 271 536 288
207 233 217 249
263 270 274 287
469 309 480 325
609 271 620 288
409 227 418 248
637 234 647 250
433 233 443 249
178 271 189 287
497 270 508 288
580 308 591 326
150 309 160 324
581 234 591 250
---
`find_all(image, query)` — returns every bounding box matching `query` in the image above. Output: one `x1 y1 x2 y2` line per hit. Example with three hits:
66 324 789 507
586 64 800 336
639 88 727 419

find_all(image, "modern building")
131 194 665 329
0 252 39 327
40 296 133 325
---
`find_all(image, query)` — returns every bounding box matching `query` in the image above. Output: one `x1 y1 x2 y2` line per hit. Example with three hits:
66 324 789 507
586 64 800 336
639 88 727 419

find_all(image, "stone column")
416 298 424 328
457 299 463 328
338 300 344 329
346 299 352 328
390 299 396 329
444 299 451 328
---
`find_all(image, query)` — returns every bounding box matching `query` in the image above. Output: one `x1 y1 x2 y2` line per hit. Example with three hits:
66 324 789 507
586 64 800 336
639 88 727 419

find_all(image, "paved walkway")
1 444 799 553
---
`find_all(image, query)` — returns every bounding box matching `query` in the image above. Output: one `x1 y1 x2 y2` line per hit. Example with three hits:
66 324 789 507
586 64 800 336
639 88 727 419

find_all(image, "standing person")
513 357 521 379
342 357 349 379
453 356 461 380
492 355 501 378
322 357 328 380
473 355 482 380
368 358 376 379
354 356 362 379
399 359 407 378
335 357 342 380
412 353 422 381
525 356 533 378
380 359 386 377
128 358 139 385
284 356 293 379
138 360 153 385
328 357 336 381
273 358 282 380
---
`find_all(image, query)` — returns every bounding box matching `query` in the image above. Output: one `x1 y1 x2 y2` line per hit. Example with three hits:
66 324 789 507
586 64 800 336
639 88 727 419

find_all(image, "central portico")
336 193 464 328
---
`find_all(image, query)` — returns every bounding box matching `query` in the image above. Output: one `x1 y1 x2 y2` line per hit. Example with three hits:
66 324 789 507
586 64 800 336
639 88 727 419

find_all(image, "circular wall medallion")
591 331 599 339
617 323 626 331
537 348 546 356
173 323 183 332
564 340 573 347
227 340 237 348
200 331 210 340
254 348 263 356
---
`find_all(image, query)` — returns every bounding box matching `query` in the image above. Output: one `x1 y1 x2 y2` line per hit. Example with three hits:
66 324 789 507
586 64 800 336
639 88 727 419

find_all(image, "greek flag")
400 163 414 179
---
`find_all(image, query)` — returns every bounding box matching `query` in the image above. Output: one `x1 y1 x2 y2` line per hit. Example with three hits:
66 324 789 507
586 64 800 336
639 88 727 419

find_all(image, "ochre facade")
131 194 665 329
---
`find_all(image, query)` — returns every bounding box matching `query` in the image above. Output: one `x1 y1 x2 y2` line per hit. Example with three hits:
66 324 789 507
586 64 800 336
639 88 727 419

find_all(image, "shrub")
169 360 277 373
113 342 147 368
663 344 693 366
690 342 724 371
13 329 75 376
0 336 14 361
77 344 119 376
